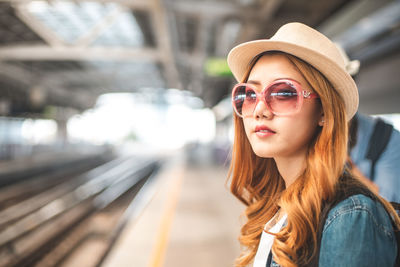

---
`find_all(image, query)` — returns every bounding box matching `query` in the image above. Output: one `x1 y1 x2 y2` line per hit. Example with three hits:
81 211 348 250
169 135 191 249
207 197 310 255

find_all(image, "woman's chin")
252 148 275 158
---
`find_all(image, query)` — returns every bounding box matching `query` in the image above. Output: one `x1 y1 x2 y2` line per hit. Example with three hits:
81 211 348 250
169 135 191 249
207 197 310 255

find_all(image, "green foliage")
204 58 232 77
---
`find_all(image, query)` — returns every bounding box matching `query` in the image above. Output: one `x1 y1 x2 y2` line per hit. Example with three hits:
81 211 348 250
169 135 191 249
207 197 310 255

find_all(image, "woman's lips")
255 125 276 137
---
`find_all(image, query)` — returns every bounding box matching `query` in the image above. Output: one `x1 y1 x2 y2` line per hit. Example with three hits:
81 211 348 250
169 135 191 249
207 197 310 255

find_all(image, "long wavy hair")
228 51 400 267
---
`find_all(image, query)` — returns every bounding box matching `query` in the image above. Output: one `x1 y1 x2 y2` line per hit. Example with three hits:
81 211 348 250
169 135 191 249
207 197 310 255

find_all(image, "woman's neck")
274 152 307 188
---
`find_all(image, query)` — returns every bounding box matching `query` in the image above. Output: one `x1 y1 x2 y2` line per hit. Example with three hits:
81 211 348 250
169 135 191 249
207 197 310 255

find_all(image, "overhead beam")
39 70 165 93
171 0 282 20
2 0 151 10
188 18 214 94
150 0 181 89
332 1 400 51
318 0 393 38
13 3 66 47
0 45 162 62
74 5 126 47
172 1 238 17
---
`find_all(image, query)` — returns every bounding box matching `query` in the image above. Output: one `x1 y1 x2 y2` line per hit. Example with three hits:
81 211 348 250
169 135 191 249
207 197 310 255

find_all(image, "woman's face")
242 54 323 159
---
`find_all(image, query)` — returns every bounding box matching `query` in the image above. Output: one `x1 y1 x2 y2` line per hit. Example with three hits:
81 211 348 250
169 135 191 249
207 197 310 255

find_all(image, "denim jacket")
269 194 397 266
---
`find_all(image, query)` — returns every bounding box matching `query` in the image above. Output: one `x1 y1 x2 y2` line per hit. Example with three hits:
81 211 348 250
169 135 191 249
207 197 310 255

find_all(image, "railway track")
0 155 161 267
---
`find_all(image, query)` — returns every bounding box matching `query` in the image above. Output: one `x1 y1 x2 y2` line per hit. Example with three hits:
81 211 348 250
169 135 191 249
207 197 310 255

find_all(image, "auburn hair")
228 51 400 266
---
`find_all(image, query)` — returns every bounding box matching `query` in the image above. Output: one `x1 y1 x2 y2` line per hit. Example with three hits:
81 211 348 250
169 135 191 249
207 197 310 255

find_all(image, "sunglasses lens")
233 85 257 116
266 82 299 114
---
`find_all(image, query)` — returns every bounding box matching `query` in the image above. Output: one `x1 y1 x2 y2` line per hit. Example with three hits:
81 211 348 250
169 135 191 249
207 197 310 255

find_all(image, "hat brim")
227 40 359 120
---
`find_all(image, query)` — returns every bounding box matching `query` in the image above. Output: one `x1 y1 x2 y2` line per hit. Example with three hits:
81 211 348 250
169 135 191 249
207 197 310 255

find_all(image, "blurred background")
0 0 399 266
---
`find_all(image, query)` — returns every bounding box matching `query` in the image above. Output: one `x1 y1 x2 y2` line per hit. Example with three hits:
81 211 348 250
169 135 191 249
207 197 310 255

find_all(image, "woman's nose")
253 99 273 119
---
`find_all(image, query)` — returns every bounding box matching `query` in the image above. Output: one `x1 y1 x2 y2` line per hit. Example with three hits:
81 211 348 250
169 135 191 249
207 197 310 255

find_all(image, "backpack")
365 118 394 182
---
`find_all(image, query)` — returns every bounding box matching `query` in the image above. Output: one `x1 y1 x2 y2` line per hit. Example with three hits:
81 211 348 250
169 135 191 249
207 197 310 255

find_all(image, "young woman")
227 22 399 267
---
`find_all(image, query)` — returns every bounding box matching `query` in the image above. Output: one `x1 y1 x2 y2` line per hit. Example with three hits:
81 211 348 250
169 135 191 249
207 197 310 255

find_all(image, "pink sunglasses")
232 79 319 117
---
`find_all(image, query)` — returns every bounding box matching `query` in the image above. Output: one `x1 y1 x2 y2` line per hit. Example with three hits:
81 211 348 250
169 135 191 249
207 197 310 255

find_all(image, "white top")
253 213 287 267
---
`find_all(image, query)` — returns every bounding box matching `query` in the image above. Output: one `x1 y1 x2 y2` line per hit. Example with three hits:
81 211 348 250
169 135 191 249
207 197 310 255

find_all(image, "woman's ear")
318 114 325 127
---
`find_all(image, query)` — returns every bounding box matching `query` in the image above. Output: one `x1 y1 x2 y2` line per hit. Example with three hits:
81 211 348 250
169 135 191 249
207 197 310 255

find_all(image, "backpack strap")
365 118 393 181
266 251 273 267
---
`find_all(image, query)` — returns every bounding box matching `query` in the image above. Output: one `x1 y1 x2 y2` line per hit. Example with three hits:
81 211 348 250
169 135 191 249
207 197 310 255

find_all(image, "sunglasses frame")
231 79 319 117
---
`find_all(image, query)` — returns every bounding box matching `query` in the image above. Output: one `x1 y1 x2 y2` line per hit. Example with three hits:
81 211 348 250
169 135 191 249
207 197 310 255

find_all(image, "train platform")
101 154 244 267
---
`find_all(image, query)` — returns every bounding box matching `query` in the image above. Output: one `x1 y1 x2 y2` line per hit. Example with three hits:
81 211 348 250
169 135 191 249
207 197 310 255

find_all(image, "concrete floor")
102 158 244 267
163 165 244 267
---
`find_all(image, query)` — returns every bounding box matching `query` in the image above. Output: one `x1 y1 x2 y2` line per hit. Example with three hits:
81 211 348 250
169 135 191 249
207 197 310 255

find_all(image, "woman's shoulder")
323 193 395 239
319 194 398 266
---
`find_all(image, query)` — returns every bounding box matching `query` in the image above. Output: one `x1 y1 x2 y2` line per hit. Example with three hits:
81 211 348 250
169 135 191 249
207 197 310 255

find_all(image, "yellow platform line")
148 165 185 267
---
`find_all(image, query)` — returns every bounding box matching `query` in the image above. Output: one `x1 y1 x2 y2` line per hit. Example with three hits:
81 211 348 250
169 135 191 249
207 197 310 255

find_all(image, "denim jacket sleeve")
319 194 397 267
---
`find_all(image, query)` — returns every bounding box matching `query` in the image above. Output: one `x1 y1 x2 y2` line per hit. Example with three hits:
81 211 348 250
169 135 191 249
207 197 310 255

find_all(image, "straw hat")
227 22 359 120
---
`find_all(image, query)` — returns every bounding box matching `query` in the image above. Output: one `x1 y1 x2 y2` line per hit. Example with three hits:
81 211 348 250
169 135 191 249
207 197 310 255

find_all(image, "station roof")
0 0 399 117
